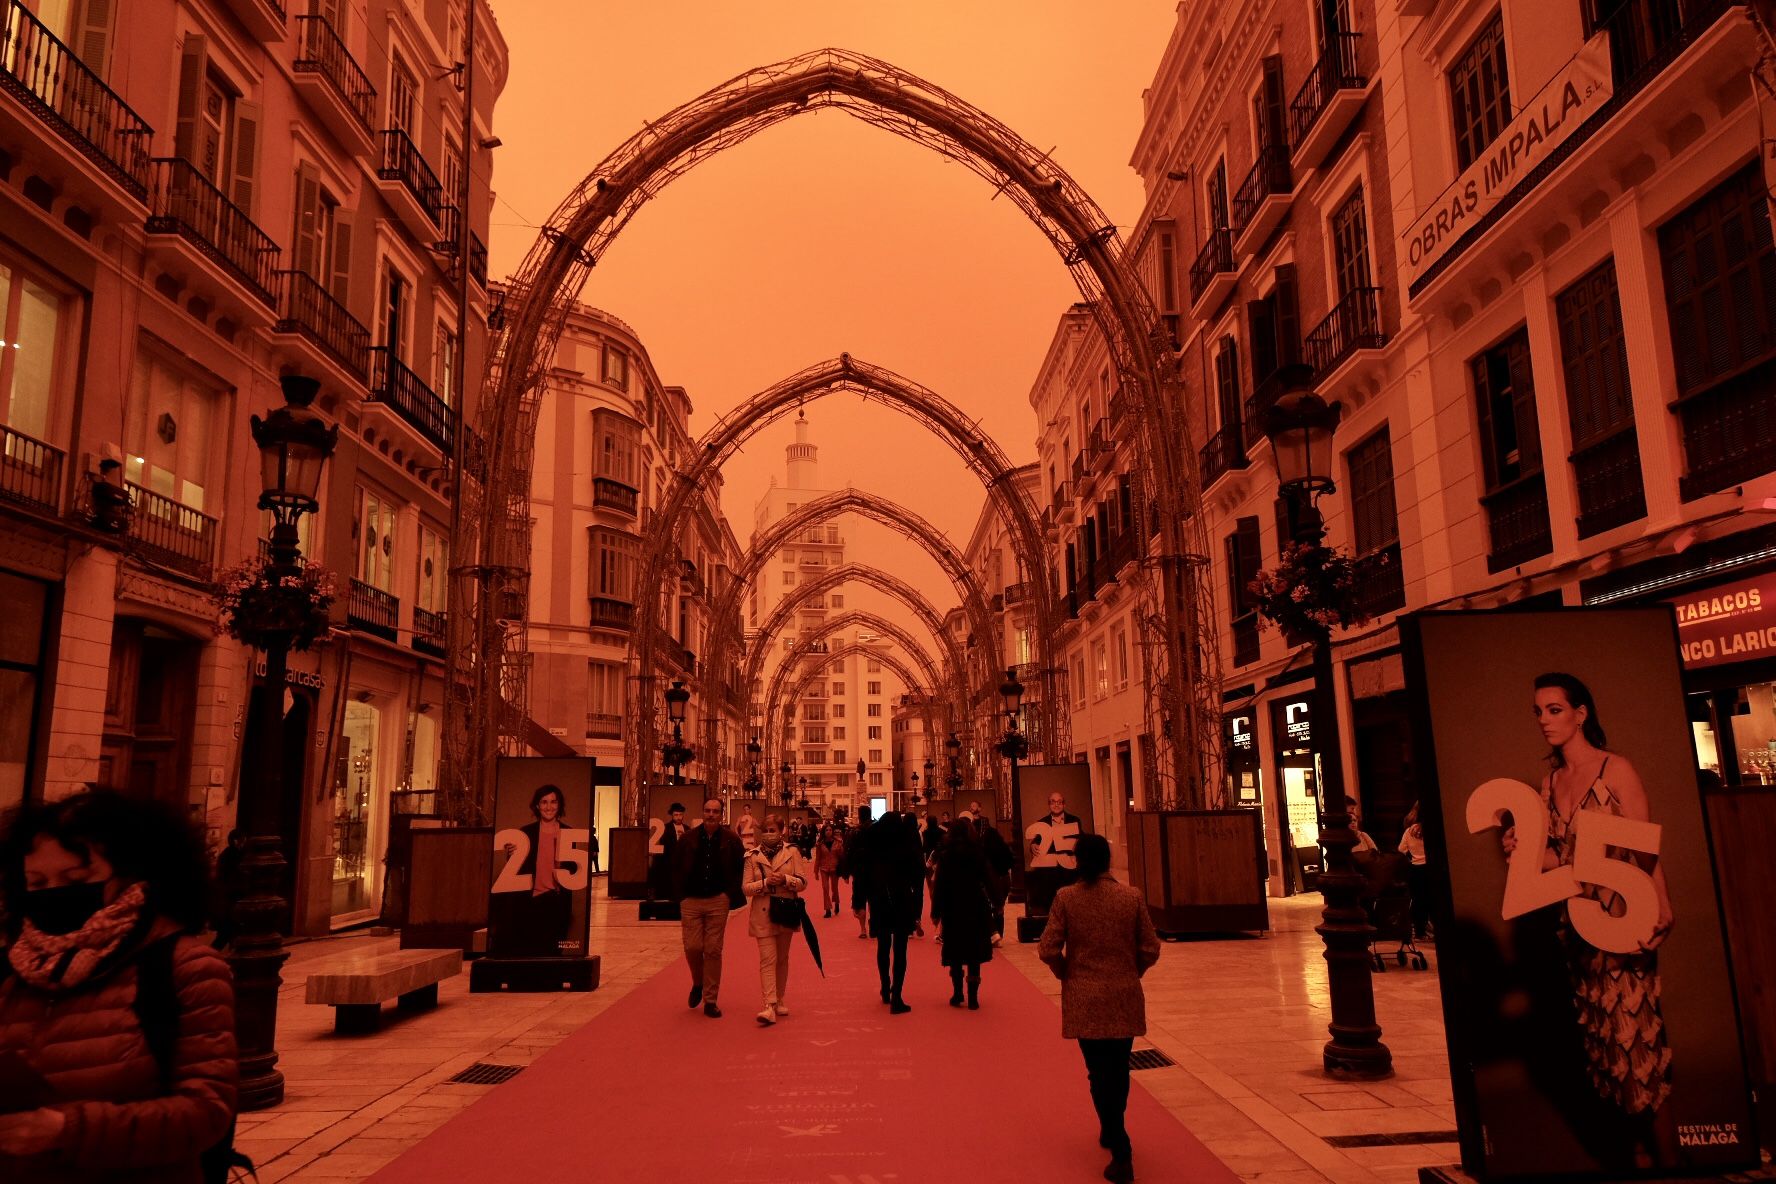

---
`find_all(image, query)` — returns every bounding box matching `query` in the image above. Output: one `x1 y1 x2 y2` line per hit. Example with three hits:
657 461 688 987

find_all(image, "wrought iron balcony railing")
1304 285 1386 376
124 480 217 577
378 127 444 225
347 577 398 639
1188 227 1235 304
1351 541 1405 619
588 595 634 630
592 475 638 515
0 0 153 197
1198 422 1250 486
1675 358 1776 501
1596 0 1732 91
1288 31 1365 150
146 157 280 306
1002 580 1032 606
0 424 62 514
367 347 451 453
1231 143 1292 234
412 605 445 655
292 15 375 137
275 269 368 380
1481 472 1554 572
1572 424 1647 537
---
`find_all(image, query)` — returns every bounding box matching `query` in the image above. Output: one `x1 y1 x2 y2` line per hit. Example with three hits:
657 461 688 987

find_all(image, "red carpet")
372 904 1239 1183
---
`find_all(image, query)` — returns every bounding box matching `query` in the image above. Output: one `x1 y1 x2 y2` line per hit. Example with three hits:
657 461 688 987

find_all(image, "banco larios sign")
1667 571 1776 670
1403 34 1612 290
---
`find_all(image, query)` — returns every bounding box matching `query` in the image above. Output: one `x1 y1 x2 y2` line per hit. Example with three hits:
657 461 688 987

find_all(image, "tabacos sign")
1668 572 1776 669
1403 34 1612 290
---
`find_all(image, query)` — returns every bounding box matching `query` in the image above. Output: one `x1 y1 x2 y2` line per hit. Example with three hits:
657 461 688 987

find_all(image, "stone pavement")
240 889 1455 1182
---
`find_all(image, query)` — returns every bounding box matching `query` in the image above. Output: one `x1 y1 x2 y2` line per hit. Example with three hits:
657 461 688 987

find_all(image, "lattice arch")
773 641 942 800
448 48 1220 825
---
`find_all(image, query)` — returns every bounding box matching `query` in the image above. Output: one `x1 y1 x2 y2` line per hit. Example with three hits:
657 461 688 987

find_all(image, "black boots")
949 968 965 1007
966 973 981 1010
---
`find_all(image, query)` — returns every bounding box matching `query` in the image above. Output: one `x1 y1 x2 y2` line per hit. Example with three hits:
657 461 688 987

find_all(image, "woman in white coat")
744 815 808 1026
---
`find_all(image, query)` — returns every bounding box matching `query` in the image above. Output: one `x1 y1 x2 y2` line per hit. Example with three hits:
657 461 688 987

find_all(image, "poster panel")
1017 763 1095 916
1402 608 1755 1178
730 797 767 848
644 784 702 898
488 757 595 959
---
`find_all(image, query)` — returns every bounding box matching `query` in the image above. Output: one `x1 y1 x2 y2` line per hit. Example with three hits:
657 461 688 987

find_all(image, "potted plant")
213 553 336 651
1248 540 1384 645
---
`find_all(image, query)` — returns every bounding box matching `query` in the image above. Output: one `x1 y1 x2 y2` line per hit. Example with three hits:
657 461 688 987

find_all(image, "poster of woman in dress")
1401 609 1754 1179
488 758 595 959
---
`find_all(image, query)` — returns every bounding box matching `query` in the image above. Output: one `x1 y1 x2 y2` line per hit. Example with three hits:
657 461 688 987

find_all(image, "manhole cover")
1129 1048 1176 1070
447 1062 523 1085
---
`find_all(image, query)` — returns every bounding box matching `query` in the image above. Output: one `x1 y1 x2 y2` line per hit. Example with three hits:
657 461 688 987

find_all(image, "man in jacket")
671 796 745 1017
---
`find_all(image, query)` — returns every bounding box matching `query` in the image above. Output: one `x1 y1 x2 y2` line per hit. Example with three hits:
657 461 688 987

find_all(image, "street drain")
1324 1131 1460 1148
447 1062 523 1085
1128 1048 1176 1070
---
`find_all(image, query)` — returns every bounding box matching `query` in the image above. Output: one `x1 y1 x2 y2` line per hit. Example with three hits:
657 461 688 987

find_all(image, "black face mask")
22 882 108 936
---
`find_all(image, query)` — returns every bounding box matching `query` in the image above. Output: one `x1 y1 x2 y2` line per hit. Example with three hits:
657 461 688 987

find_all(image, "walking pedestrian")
1037 833 1160 1184
931 817 994 1009
978 817 1013 946
813 825 844 917
868 813 924 1014
1398 802 1432 940
744 816 808 1026
844 806 874 938
0 789 240 1181
670 797 745 1018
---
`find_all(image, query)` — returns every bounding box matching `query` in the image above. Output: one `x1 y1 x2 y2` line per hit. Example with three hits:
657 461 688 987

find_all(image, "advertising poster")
730 797 766 848
644 784 700 898
488 757 595 959
1401 609 1755 1178
1017 763 1094 916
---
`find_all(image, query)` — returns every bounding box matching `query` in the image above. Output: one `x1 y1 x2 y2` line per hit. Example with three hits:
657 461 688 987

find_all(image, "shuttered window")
1449 12 1511 170
1472 328 1540 490
1658 161 1776 398
1215 335 1242 440
1346 429 1398 557
1254 55 1288 151
1226 517 1262 666
1330 187 1373 300
1555 259 1633 445
1247 264 1302 388
1208 160 1230 230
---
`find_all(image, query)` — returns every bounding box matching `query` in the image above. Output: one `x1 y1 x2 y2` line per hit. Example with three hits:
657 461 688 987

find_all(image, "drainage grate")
1128 1048 1176 1071
1324 1130 1460 1148
447 1062 523 1086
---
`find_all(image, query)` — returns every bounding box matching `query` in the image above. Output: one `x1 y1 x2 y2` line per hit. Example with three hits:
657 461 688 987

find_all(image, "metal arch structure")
760 610 949 766
636 356 1060 804
452 47 1220 826
773 642 942 795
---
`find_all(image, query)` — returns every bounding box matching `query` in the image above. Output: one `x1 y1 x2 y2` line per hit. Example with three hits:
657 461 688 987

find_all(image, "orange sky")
486 1 1176 634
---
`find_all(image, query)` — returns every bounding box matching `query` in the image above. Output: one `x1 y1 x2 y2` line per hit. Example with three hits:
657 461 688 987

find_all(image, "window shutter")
1506 331 1541 471
293 162 321 275
174 35 207 165
1274 264 1301 367
1260 55 1288 150
75 0 116 77
1472 352 1499 487
230 100 262 215
330 212 354 306
1247 296 1277 381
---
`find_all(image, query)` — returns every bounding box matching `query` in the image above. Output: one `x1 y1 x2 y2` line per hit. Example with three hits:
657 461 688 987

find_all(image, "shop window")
1449 12 1511 170
126 346 219 512
333 699 380 921
0 255 72 449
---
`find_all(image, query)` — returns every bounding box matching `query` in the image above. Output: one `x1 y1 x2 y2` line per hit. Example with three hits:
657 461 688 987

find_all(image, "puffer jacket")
0 918 238 1183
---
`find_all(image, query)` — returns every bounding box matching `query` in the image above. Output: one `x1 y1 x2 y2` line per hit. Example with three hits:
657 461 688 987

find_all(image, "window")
802 703 826 721
590 527 637 601
867 659 882 673
1113 627 1130 691
417 525 448 613
1071 653 1087 709
602 346 629 389
1247 265 1301 387
869 772 884 787
377 261 410 358
354 485 397 591
594 410 640 485
1472 328 1540 489
1092 638 1109 699
1660 163 1776 400
434 324 458 405
1329 186 1373 300
388 52 417 134
803 750 826 766
867 725 883 740
174 38 261 212
1557 259 1646 533
868 749 883 762
866 703 882 718
782 570 796 586
1214 335 1242 438
0 256 70 446
1207 158 1229 230
125 347 219 511
290 163 346 287
866 681 881 695
1449 13 1511 170
832 704 846 718
1226 517 1261 667
1347 429 1400 558
833 726 846 740
831 593 844 608
804 727 827 744
832 682 845 695
836 773 851 787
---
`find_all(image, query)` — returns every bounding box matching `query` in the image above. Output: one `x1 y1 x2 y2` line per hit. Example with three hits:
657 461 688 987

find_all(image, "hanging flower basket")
212 553 336 651
1247 541 1381 645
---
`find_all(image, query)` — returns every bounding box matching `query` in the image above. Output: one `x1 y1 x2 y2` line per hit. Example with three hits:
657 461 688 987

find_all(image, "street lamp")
946 731 964 793
662 679 692 784
234 373 337 1110
909 770 921 808
780 760 793 807
796 775 807 809
743 736 763 795
1261 364 1391 1080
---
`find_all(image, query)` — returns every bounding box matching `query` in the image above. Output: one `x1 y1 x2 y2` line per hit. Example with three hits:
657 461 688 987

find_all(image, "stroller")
1357 850 1426 971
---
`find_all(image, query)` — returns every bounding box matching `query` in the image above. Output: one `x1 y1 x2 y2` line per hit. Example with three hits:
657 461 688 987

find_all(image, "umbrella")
798 908 825 977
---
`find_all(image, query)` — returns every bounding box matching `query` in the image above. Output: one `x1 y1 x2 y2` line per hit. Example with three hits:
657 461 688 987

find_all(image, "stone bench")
304 948 463 1034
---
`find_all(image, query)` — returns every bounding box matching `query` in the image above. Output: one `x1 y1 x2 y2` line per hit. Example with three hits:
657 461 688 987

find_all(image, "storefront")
1270 692 1321 896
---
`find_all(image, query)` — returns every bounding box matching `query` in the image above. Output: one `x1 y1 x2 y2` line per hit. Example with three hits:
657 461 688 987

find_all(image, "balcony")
1243 366 1296 445
124 481 216 578
1050 479 1072 521
1003 580 1032 607
1188 227 1236 314
588 596 634 630
291 15 375 158
220 0 286 41
1571 424 1647 537
0 0 153 207
1303 286 1386 386
680 558 704 596
1598 0 1732 92
376 127 443 237
1675 359 1776 501
145 157 280 314
592 475 638 516
366 347 451 455
0 425 62 515
412 606 446 657
587 712 621 740
272 269 369 385
1198 422 1250 487
1231 144 1293 256
347 578 398 640
1289 31 1366 171
468 231 488 288
991 593 1005 614
1351 542 1404 619
1482 472 1554 572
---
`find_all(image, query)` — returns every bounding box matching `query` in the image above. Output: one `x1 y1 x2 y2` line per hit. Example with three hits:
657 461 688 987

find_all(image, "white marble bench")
304 948 463 1033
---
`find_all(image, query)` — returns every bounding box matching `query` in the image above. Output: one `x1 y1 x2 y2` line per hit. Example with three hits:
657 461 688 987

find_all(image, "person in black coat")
668 798 746 1017
866 812 925 1014
842 808 874 938
932 819 995 1009
978 818 1014 943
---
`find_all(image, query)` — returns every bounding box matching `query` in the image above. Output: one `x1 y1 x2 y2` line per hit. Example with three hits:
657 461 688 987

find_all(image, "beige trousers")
680 894 729 1005
756 929 793 1007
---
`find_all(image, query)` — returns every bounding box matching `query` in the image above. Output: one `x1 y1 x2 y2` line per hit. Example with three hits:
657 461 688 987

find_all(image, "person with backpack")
0 789 239 1182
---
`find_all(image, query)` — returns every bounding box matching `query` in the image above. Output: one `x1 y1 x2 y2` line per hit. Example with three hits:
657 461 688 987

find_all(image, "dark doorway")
101 619 201 811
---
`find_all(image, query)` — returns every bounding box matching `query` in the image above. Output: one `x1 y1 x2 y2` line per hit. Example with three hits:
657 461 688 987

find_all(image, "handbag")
769 894 806 928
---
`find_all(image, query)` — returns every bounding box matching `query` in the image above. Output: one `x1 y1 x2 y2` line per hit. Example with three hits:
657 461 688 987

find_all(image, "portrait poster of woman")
487 757 596 960
1401 608 1755 1179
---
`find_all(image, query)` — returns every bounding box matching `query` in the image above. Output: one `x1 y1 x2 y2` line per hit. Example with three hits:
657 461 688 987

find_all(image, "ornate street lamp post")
743 736 763 795
663 679 692 784
1261 364 1392 1080
235 374 337 1110
909 770 921 809
780 761 793 807
945 731 964 794
796 775 807 809
997 668 1028 823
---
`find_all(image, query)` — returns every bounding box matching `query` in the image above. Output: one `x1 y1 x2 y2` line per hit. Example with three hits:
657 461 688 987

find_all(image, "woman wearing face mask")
0 789 237 1181
743 816 808 1026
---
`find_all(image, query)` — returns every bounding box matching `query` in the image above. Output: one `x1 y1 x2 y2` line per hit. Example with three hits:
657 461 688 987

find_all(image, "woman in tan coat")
743 816 808 1026
0 789 237 1183
1038 833 1160 1184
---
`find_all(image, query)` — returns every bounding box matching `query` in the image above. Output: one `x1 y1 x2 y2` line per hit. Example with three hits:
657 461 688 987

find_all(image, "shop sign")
252 657 323 690
1226 713 1254 751
1667 572 1776 669
1280 697 1312 745
1402 34 1612 289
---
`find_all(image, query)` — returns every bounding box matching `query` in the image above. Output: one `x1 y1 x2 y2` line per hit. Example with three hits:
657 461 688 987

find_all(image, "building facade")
0 0 508 933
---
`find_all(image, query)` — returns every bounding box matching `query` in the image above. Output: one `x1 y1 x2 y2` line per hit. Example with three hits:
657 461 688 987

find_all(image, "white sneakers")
756 1007 776 1025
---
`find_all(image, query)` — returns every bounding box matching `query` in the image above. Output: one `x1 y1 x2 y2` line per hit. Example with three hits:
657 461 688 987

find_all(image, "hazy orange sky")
486 1 1176 639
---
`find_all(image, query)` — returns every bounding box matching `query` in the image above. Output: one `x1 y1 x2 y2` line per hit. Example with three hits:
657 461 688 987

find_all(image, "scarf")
759 835 785 856
7 881 149 991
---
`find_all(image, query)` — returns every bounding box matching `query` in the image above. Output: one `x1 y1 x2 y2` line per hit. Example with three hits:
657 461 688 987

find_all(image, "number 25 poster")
1401 609 1754 1179
487 757 595 960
